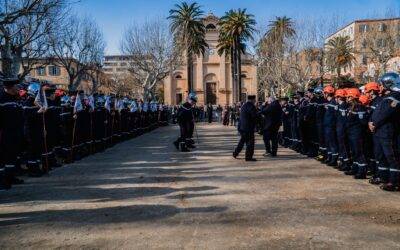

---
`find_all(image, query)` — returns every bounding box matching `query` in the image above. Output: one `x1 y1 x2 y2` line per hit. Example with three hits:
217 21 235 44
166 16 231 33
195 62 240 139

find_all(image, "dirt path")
0 124 399 249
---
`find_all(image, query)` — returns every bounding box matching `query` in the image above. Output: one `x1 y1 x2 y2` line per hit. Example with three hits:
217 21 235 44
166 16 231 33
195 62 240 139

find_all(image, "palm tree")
218 9 256 102
325 36 355 78
168 2 207 93
266 16 296 44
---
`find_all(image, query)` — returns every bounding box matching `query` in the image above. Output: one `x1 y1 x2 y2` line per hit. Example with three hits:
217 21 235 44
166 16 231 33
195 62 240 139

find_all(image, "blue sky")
73 0 400 54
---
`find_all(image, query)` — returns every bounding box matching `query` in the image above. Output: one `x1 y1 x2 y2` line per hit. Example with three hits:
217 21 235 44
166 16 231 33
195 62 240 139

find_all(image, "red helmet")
364 82 380 93
335 89 347 98
359 94 371 106
19 89 27 97
346 88 361 98
323 85 335 94
55 89 65 97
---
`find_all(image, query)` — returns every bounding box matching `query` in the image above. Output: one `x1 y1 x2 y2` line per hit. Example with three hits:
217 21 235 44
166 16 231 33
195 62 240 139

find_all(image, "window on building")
48 65 61 76
116 68 125 72
120 62 127 66
361 39 367 48
36 67 46 76
206 24 216 30
175 74 182 79
376 38 387 47
378 23 387 32
359 24 369 33
361 55 368 65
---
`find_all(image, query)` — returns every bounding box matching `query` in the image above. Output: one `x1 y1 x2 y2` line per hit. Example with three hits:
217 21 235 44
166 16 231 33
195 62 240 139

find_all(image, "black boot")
345 163 358 176
354 165 367 179
27 161 43 177
5 165 24 185
327 155 338 167
180 142 190 152
173 141 179 150
0 168 11 190
339 161 351 172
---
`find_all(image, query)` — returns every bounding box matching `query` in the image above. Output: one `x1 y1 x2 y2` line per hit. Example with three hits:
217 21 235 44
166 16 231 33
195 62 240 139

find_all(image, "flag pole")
42 112 49 173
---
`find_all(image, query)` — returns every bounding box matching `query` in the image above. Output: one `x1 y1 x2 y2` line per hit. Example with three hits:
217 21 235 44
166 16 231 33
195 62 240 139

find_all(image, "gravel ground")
0 124 399 250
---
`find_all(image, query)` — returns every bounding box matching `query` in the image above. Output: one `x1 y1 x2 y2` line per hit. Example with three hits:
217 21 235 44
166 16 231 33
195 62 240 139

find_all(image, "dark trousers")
375 136 400 185
263 129 279 155
235 132 255 160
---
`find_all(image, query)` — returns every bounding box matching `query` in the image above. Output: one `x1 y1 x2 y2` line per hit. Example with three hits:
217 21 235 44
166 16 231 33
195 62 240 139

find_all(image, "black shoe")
187 144 196 149
380 183 399 192
173 141 179 150
233 152 238 159
345 169 357 176
354 172 367 179
11 176 24 185
369 177 382 185
245 158 257 162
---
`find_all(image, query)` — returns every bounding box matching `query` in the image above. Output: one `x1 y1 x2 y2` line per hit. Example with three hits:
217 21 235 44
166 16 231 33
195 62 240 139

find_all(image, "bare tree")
120 19 181 101
0 0 66 78
49 15 105 90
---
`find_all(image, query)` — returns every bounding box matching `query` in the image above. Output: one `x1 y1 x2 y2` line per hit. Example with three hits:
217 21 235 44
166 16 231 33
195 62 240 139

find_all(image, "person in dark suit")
260 97 283 157
206 103 213 123
233 95 258 161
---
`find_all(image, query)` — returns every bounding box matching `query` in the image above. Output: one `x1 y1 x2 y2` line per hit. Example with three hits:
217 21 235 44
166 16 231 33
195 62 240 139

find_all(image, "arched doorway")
204 73 218 105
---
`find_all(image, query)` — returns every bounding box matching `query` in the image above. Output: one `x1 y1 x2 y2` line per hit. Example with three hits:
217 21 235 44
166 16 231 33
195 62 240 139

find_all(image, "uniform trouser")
263 128 279 155
282 121 291 145
176 123 190 144
325 126 338 158
291 122 299 146
299 121 308 152
316 122 326 153
374 136 400 185
336 127 349 164
347 128 368 171
235 132 255 160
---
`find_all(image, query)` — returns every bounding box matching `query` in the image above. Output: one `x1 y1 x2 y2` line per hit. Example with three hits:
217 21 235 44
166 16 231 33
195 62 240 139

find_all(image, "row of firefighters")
278 72 400 192
0 79 169 190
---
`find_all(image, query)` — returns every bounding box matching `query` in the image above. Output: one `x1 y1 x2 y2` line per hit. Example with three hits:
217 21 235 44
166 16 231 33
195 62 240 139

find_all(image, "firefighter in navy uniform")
314 86 327 162
335 88 350 171
365 82 385 185
280 97 291 147
0 78 25 189
323 85 339 167
344 88 369 179
304 88 318 157
59 94 74 163
43 84 62 169
290 94 300 151
298 91 309 155
23 83 46 177
173 93 197 152
369 72 400 191
93 95 107 152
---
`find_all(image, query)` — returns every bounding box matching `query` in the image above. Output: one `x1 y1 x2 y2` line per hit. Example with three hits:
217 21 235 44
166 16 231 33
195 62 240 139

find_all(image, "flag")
88 95 95 111
74 94 83 114
130 100 138 112
34 86 48 113
104 96 111 112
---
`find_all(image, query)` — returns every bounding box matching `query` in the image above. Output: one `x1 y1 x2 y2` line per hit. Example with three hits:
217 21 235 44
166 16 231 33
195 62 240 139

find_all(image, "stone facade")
163 14 257 105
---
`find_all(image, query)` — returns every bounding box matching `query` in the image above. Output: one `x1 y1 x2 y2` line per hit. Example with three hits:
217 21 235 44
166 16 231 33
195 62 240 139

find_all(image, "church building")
163 13 258 105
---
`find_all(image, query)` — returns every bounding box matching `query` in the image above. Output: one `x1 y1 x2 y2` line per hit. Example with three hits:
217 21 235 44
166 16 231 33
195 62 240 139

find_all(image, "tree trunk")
230 49 235 104
232 41 238 103
236 37 242 102
187 51 193 94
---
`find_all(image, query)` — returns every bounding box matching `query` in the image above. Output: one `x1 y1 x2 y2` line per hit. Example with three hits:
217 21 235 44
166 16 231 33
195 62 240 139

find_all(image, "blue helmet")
61 95 71 106
314 86 324 95
27 83 40 97
379 72 400 91
95 95 105 107
188 92 198 102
